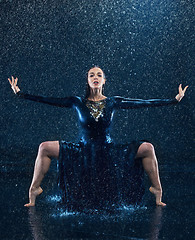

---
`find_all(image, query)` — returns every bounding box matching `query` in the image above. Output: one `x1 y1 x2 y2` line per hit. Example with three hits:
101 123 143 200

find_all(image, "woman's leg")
24 141 60 207
135 142 166 206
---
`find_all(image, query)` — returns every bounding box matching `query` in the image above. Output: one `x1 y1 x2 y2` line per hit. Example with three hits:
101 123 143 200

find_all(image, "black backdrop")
1 0 194 170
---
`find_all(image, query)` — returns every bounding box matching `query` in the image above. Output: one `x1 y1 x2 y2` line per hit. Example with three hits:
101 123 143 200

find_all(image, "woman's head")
85 66 106 99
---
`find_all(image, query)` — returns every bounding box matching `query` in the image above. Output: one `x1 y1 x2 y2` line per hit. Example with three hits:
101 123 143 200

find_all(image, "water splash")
51 209 78 218
118 204 147 212
46 194 62 203
46 195 147 218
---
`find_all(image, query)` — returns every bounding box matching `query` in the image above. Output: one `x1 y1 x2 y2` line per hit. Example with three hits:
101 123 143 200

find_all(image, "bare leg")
135 142 166 206
24 141 60 207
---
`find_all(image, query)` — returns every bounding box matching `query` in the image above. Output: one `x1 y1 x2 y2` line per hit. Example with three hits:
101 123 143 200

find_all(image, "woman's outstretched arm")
114 84 188 109
8 76 76 108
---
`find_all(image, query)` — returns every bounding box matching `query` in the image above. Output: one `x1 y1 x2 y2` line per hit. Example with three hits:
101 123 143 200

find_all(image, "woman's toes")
157 201 166 207
25 187 43 207
24 203 35 207
149 186 166 206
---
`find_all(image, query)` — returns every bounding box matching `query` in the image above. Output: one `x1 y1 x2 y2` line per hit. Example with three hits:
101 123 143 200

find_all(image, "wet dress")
16 91 178 211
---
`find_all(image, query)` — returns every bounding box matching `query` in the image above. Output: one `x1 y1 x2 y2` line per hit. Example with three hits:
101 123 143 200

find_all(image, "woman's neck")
88 88 106 101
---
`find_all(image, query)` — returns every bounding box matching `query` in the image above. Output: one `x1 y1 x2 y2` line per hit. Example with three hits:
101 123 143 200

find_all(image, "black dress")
17 92 178 211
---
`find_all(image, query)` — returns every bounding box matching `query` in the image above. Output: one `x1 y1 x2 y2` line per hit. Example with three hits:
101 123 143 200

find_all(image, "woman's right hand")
8 76 21 94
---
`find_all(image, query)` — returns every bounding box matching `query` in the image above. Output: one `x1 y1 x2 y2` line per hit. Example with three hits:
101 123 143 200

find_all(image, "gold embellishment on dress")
86 100 106 122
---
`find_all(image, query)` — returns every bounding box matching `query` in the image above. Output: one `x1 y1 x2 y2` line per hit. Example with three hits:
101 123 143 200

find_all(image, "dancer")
8 67 188 208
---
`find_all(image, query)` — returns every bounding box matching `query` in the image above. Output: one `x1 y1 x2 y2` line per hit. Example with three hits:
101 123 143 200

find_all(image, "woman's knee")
136 142 155 158
38 141 59 158
39 142 49 154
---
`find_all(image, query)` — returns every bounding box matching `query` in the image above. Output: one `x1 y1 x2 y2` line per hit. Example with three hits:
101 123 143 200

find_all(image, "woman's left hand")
175 84 188 102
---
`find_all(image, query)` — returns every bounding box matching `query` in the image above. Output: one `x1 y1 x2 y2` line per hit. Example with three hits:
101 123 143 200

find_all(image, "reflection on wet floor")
28 206 163 240
27 203 165 240
0 162 194 240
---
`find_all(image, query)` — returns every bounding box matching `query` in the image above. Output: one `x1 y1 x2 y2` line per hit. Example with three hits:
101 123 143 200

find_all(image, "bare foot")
24 187 43 207
149 186 166 207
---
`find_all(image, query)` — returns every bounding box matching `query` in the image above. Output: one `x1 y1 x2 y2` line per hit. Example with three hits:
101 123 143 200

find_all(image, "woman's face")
87 67 105 90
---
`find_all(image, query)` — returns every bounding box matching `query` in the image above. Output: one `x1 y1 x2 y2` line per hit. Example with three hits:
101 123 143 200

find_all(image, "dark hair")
85 65 106 99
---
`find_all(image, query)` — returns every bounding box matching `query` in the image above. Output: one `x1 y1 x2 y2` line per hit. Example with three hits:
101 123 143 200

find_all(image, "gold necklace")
86 99 106 122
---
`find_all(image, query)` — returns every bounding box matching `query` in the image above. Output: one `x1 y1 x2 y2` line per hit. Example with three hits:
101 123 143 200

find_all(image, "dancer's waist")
80 134 113 145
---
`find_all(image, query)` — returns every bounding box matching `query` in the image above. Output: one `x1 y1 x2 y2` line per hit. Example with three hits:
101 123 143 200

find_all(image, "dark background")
1 0 194 167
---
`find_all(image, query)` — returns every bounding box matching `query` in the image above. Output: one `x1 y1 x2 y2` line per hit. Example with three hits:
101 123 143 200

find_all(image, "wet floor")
0 158 194 240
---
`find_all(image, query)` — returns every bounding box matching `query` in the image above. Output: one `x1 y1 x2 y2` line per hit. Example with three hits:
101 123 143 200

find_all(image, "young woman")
8 67 188 209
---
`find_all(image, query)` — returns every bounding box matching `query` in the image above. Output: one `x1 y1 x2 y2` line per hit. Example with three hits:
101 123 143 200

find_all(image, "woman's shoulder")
108 96 125 101
67 96 83 101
